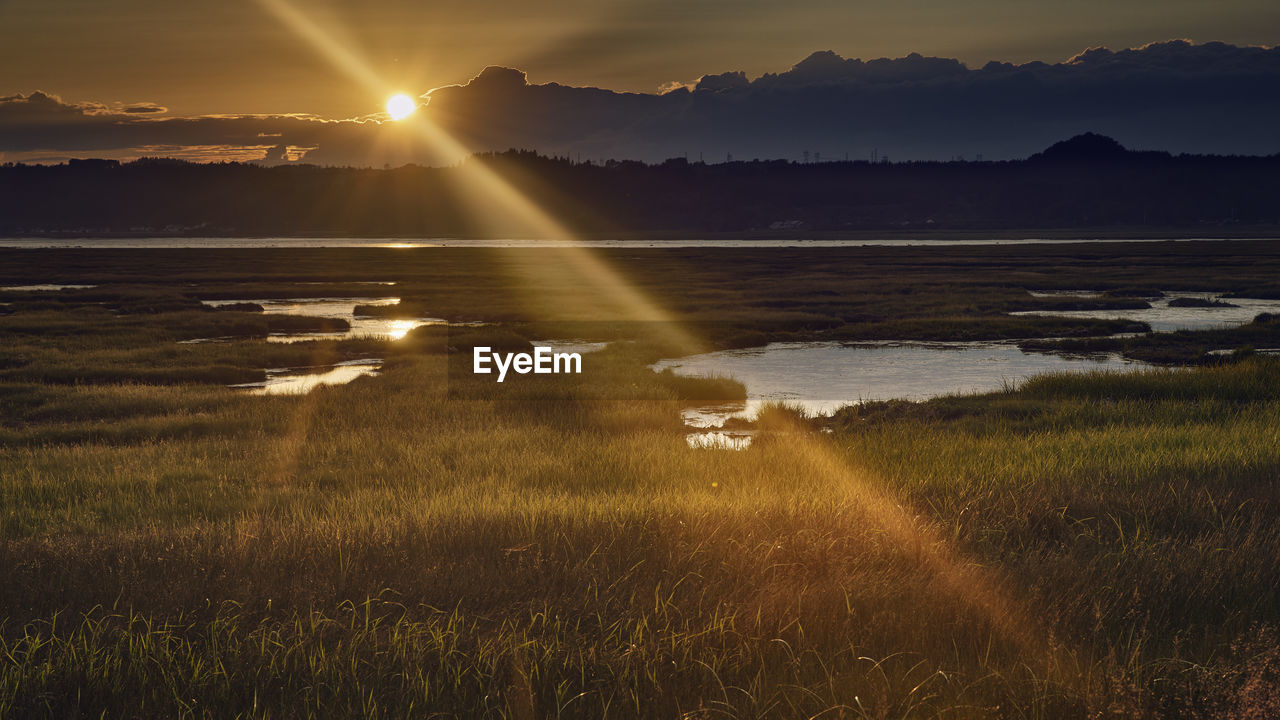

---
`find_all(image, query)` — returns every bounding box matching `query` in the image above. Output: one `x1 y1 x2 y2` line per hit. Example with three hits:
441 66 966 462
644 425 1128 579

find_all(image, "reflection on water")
264 316 443 343
381 319 427 341
1027 290 1107 298
531 339 610 355
230 359 381 395
655 340 1145 446
1 237 1269 249
203 297 445 342
296 281 396 286
1012 291 1280 331
677 403 755 429
686 431 753 450
216 296 401 316
1 284 97 291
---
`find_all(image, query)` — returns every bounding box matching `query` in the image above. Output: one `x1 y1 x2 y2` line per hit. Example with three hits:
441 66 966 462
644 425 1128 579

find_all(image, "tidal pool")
203 297 444 342
1 284 97 291
1012 291 1280 331
653 340 1145 446
531 339 611 355
686 431 755 450
230 359 382 395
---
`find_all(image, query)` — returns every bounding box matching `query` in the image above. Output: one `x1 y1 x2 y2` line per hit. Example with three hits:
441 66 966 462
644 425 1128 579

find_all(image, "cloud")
419 40 1280 161
694 71 748 92
657 80 696 94
3 40 1279 166
0 91 458 166
120 103 168 114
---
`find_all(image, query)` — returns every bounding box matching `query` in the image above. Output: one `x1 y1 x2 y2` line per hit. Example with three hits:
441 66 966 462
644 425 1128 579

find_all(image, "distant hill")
1031 133 1131 162
2 135 1277 237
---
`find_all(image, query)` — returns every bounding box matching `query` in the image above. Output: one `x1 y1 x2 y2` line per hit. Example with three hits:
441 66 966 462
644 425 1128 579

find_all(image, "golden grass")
4 247 1280 717
2 352 1279 717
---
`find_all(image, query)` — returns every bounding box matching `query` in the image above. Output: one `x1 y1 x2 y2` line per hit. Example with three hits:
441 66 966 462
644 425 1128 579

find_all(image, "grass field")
2 244 1279 718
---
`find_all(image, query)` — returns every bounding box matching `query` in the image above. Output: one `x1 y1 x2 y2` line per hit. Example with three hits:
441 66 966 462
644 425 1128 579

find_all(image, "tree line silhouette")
2 134 1277 236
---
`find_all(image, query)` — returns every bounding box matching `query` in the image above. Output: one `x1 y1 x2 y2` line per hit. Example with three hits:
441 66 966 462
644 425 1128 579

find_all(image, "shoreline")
3 233 1279 250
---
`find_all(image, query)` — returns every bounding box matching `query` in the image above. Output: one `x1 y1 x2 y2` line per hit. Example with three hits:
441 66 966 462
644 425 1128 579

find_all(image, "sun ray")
253 0 701 347
252 0 1085 690
255 0 391 96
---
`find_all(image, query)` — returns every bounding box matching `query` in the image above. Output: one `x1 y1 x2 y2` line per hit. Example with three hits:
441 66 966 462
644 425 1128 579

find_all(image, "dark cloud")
422 40 1280 161
695 71 749 92
3 40 1279 165
0 91 453 166
120 103 167 114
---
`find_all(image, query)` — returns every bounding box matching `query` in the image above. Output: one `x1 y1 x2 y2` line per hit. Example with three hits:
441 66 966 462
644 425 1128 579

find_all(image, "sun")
385 93 417 121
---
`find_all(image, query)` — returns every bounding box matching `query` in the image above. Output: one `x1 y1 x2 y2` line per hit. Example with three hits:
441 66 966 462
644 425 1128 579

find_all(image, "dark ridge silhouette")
1031 133 1131 163
2 134 1278 237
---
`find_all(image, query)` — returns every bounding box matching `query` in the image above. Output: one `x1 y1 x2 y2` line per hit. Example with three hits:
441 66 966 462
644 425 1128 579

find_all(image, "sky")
1 1 1278 164
3 0 1278 117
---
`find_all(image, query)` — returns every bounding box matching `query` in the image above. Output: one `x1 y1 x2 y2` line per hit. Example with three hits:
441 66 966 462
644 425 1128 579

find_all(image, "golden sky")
2 0 1276 118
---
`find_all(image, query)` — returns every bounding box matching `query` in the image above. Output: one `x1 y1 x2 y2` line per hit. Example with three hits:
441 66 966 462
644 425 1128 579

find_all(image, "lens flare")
252 0 1083 688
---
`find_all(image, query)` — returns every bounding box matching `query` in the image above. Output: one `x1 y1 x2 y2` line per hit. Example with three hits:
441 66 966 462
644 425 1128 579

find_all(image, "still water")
1 237 1267 249
230 359 382 395
1011 292 1280 332
203 297 442 342
1 284 97 291
653 341 1145 445
533 339 611 355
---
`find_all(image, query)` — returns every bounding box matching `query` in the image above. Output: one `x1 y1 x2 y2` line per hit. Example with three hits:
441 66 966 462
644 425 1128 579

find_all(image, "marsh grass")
4 247 1280 717
1022 313 1280 364
4 349 1278 716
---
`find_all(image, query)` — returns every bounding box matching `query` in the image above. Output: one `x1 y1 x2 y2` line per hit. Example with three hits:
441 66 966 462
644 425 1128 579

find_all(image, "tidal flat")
2 241 1280 718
